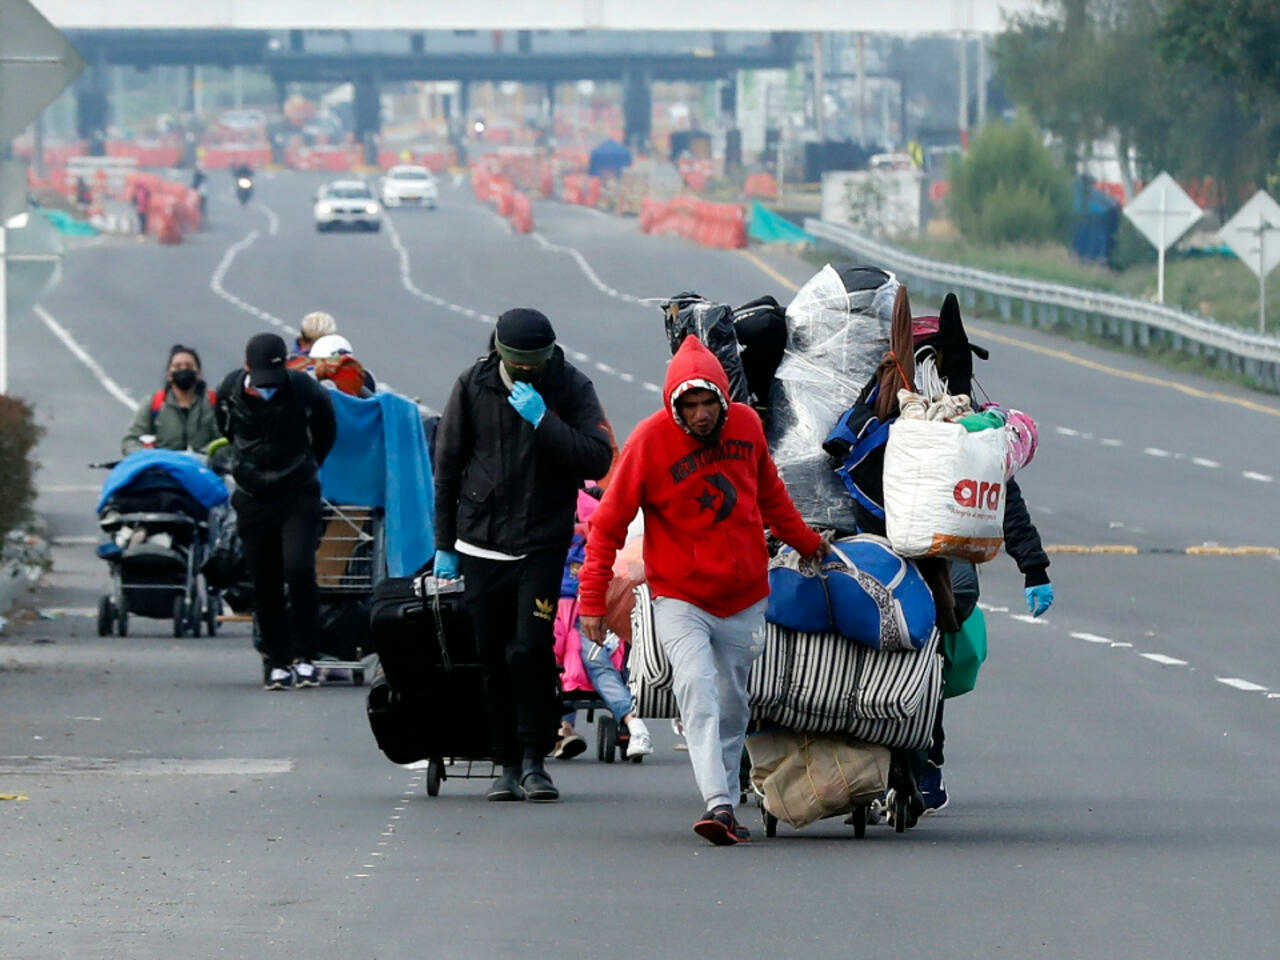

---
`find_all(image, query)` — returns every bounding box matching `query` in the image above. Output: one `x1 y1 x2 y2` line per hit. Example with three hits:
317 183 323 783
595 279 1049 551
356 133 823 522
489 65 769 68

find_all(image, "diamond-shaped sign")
0 0 86 143
1123 172 1202 252
1220 190 1280 280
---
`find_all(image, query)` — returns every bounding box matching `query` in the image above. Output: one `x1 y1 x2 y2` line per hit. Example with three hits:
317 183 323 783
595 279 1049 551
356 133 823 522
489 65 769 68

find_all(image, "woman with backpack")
121 344 222 455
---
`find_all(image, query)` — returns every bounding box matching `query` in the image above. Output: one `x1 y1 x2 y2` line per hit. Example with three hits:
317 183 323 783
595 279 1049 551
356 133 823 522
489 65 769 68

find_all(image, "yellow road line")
1045 544 1279 556
737 250 1280 418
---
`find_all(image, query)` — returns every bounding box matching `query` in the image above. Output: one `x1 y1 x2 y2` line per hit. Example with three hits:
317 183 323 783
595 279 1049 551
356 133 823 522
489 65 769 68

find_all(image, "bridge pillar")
354 73 381 165
74 49 109 156
623 71 651 153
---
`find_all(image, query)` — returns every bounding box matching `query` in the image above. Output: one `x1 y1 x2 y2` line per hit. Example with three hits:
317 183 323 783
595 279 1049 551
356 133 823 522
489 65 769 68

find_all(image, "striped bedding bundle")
628 584 941 750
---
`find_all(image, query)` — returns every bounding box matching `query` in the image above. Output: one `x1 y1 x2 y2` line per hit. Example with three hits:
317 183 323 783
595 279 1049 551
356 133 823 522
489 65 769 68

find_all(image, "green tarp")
747 201 814 245
40 209 98 236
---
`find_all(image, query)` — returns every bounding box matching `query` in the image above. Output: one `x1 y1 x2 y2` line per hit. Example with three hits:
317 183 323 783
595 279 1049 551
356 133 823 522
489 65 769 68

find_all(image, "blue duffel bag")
767 534 936 652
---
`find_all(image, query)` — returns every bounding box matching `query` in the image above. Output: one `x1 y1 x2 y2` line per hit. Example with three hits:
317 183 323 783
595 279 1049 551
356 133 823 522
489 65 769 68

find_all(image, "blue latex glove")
434 549 460 580
1025 583 1054 617
508 382 546 428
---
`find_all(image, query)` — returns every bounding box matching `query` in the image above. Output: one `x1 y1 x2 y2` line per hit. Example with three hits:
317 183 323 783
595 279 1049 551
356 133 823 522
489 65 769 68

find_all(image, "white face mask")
256 386 278 401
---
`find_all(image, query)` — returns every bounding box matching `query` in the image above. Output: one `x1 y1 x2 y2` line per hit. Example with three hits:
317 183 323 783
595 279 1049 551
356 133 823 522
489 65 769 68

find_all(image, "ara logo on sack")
952 479 1002 511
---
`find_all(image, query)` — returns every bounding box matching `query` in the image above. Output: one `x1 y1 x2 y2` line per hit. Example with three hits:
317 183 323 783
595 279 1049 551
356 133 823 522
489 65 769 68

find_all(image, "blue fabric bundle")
96 449 229 513
319 389 435 577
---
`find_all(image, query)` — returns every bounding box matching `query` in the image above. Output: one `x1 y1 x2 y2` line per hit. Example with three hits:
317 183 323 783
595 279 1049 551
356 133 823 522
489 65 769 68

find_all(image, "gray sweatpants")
653 596 768 809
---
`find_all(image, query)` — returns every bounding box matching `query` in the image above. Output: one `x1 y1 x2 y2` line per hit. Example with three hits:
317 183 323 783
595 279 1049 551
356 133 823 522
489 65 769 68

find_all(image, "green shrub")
0 396 43 534
947 118 1072 246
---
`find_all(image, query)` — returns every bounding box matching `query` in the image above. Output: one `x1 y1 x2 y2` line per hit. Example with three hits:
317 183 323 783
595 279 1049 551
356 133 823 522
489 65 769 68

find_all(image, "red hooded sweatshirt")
578 336 821 620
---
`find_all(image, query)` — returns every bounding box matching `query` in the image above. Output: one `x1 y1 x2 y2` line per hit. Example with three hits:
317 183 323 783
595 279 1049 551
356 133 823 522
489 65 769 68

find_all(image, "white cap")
310 334 353 359
300 311 337 341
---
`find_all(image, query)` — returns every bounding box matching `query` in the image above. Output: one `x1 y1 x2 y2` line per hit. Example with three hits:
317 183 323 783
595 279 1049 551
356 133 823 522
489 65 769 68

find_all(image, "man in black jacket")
434 309 613 802
216 332 337 691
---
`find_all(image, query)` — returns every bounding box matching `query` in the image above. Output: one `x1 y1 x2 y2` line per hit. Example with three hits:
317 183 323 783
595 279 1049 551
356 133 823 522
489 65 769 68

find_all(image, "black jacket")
214 369 336 500
434 348 613 556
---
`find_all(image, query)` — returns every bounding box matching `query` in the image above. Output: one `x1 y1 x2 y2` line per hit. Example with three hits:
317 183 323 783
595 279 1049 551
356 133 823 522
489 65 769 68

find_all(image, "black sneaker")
293 660 319 688
486 768 525 802
694 805 748 846
264 666 293 691
520 769 560 803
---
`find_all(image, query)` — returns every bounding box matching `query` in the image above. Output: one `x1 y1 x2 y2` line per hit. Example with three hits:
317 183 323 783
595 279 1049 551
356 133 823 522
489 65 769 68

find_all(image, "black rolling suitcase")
365 575 493 782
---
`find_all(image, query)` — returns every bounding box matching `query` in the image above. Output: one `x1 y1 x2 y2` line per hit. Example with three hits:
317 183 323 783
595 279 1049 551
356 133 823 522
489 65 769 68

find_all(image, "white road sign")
1123 172 1203 305
0 0 85 143
1219 190 1280 280
1123 172 1202 252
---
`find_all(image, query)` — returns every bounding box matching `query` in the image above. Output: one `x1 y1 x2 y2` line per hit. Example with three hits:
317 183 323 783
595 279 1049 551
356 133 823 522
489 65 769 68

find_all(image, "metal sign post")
0 225 7 395
1123 172 1202 304
1220 190 1280 334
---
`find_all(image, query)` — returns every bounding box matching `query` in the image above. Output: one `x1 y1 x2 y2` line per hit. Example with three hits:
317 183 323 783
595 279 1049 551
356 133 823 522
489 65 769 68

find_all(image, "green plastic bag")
942 606 987 699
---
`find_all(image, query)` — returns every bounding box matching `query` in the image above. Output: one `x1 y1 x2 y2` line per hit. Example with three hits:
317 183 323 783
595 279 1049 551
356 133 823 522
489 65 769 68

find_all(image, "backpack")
150 387 216 432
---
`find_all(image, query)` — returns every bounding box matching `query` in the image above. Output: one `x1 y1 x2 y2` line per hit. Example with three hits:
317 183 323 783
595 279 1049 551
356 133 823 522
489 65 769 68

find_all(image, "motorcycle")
235 175 254 205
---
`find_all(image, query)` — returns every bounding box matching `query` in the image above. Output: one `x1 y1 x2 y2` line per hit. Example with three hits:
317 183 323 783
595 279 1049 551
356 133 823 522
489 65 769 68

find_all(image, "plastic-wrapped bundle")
766 264 899 531
661 293 752 404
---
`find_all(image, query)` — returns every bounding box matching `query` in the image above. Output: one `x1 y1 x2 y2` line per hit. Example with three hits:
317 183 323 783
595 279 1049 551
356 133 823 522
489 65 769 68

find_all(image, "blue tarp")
96 450 229 513
319 389 435 578
747 201 815 245
588 139 632 178
1071 179 1120 265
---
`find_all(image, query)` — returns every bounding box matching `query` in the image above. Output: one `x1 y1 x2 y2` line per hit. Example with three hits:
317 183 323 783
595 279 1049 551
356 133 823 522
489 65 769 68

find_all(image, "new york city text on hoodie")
578 336 821 620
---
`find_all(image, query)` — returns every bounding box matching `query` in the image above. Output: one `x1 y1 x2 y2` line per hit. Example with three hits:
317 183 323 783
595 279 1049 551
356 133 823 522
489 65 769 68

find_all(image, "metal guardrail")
804 218 1280 393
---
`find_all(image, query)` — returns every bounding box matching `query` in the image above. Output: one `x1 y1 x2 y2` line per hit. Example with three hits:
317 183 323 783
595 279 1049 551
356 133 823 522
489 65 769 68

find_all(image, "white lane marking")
383 212 650 398
1268 693 1280 700
1010 614 1047 625
1070 632 1114 644
978 603 1009 613
530 231 645 306
0 756 293 775
33 305 138 411
1055 427 1080 436
40 484 101 494
210 229 296 335
1217 677 1268 692
1143 447 1171 458
1140 653 1188 666
1110 641 1134 648
254 202 279 236
1100 438 1123 447
643 382 661 394
1192 457 1221 468
50 536 97 546
1243 471 1274 483
619 372 635 383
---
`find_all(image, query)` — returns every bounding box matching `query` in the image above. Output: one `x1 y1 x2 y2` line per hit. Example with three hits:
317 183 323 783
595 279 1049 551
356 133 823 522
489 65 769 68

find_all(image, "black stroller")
96 455 225 638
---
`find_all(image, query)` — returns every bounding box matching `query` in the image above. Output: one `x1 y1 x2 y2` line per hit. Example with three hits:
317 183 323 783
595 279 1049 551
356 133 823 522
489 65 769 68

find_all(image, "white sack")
883 419 1009 562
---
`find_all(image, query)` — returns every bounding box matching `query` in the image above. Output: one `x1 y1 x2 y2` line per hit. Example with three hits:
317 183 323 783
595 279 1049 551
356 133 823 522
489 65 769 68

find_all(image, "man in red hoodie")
578 336 824 845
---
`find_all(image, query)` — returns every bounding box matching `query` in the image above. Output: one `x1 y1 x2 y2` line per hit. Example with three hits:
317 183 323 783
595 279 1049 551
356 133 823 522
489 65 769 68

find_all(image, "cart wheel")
765 811 778 838
894 793 908 834
172 597 186 638
594 719 607 762
204 595 218 636
850 805 867 839
190 597 202 638
599 715 617 763
351 669 365 687
116 605 128 637
426 758 442 796
97 597 113 637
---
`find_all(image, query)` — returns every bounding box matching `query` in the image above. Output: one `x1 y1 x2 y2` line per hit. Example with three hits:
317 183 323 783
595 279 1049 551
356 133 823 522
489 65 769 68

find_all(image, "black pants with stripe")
461 549 564 767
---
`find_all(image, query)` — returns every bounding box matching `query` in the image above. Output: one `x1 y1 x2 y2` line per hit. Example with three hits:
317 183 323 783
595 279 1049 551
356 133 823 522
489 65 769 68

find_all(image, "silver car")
314 180 381 232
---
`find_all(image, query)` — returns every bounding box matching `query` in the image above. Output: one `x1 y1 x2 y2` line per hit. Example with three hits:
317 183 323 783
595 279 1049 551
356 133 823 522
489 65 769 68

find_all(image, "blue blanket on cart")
319 389 434 577
96 450 229 513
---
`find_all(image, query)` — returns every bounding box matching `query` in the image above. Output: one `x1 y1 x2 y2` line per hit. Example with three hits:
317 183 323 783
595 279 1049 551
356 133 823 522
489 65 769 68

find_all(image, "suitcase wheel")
849 805 867 839
426 758 443 797
765 811 778 838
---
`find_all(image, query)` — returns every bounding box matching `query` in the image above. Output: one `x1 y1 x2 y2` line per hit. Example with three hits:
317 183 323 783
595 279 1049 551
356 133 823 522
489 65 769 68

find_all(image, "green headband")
495 332 554 367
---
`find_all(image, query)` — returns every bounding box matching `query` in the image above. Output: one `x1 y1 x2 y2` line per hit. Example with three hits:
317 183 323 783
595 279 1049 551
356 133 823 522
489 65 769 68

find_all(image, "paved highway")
2 171 1278 959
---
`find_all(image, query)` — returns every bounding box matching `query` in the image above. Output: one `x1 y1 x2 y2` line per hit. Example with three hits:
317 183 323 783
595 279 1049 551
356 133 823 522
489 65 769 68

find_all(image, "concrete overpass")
38 1 1036 34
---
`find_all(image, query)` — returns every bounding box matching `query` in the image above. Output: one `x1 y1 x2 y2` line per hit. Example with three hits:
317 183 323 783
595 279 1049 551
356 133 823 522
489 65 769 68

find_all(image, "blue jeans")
579 634 634 721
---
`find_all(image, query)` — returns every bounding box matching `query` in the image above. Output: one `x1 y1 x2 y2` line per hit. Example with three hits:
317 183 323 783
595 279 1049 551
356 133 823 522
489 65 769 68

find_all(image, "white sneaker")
626 720 653 758
264 667 293 691
293 661 319 688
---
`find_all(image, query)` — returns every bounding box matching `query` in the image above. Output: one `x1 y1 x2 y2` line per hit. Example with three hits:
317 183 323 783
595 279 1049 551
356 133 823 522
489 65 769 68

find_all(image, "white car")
314 180 381 232
380 165 438 209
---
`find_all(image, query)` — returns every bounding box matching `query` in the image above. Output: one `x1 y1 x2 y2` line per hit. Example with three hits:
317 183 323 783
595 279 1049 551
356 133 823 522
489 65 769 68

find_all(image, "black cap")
245 332 288 387
495 308 555 351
